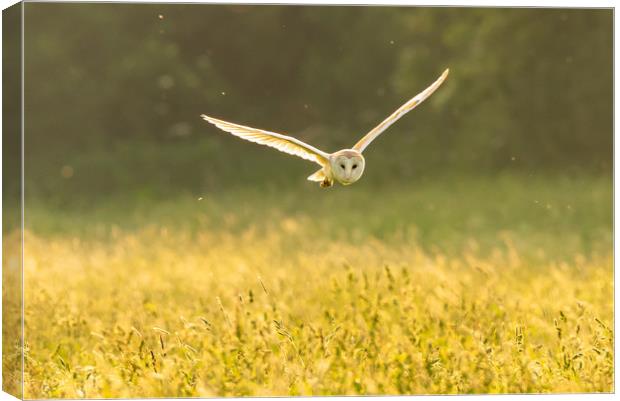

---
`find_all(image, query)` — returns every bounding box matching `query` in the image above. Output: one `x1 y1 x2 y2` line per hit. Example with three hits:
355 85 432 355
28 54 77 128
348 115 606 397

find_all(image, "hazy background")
18 4 612 208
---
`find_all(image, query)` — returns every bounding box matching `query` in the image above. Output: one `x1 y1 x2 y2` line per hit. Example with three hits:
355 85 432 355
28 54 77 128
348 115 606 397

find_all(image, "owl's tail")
308 168 333 188
307 168 326 182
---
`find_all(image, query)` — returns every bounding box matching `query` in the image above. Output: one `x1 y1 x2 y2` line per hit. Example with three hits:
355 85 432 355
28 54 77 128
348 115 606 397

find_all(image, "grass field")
9 173 614 397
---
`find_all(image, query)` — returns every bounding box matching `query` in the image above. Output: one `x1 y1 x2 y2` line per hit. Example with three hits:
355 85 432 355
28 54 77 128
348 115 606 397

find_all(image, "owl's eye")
352 164 358 169
340 164 345 169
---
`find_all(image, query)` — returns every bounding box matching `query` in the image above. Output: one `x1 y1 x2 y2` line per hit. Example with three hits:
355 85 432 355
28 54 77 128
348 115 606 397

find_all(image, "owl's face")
330 150 365 185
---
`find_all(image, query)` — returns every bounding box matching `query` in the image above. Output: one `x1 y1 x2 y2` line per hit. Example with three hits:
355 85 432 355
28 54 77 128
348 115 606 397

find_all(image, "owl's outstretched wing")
201 115 330 166
352 68 449 153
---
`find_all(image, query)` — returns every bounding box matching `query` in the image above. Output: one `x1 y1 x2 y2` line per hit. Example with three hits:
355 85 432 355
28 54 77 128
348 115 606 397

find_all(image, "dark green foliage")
21 5 612 205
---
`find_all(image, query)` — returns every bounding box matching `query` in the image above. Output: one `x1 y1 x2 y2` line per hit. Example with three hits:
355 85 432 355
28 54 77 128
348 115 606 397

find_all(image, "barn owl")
201 68 449 188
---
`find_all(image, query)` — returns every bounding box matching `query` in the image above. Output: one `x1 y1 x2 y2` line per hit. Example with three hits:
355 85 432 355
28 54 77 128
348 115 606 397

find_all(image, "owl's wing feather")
352 68 449 153
201 115 330 166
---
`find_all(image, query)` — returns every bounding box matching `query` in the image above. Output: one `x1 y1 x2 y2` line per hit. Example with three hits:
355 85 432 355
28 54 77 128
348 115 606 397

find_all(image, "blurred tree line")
18 4 611 201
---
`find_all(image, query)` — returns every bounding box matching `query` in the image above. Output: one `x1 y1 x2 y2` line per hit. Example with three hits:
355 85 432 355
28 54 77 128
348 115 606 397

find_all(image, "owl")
201 69 449 188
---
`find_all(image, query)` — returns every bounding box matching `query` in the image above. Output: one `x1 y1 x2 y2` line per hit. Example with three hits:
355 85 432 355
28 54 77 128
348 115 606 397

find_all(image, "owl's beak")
341 175 354 184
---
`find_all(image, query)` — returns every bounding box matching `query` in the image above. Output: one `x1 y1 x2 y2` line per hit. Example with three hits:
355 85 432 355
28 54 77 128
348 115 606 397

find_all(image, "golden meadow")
4 174 613 397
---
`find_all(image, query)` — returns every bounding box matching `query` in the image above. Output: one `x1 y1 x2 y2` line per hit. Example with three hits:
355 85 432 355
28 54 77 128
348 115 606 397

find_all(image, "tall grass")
16 174 612 397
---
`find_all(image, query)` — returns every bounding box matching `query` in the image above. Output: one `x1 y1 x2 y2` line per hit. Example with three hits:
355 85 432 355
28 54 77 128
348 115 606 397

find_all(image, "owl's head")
330 149 365 185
